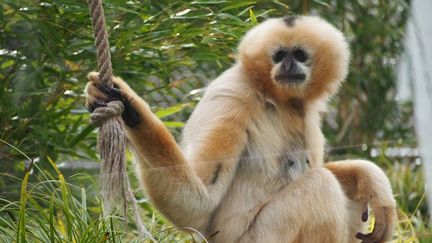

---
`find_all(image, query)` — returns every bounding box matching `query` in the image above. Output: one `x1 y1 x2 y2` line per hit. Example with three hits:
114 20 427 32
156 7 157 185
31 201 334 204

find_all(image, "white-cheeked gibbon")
85 15 396 243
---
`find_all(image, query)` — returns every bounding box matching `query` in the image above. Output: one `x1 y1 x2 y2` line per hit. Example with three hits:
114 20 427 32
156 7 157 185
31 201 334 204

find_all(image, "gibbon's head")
238 16 350 102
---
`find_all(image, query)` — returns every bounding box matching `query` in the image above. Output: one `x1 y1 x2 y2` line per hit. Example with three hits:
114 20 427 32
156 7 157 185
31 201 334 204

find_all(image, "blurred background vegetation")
0 0 429 242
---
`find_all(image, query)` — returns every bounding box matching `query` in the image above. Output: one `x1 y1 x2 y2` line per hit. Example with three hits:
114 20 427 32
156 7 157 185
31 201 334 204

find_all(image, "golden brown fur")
85 16 396 242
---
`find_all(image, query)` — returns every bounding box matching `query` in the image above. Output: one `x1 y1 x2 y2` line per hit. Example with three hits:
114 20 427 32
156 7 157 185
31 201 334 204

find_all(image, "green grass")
388 162 431 242
0 158 199 243
0 155 429 242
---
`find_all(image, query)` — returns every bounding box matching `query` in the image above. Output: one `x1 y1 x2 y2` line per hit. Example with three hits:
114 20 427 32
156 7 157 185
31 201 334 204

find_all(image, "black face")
272 47 309 85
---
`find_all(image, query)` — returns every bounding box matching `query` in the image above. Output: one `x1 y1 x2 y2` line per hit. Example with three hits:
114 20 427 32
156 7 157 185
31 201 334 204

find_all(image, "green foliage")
0 0 415 173
0 0 427 242
389 163 431 241
321 0 415 148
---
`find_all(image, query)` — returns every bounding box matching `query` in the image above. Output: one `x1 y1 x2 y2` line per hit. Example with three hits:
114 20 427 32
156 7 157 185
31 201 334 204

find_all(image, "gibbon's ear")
238 15 350 102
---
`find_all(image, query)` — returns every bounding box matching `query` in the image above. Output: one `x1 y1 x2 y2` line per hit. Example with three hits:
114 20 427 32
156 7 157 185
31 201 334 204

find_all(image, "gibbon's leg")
230 167 349 243
325 160 397 243
85 72 249 229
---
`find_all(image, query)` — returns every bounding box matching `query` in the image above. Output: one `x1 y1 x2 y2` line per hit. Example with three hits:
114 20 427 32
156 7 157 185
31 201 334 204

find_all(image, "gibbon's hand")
355 200 396 243
325 160 396 243
85 72 123 111
354 171 396 243
84 72 140 127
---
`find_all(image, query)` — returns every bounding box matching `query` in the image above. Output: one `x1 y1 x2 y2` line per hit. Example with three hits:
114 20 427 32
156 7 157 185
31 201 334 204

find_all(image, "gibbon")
85 15 396 242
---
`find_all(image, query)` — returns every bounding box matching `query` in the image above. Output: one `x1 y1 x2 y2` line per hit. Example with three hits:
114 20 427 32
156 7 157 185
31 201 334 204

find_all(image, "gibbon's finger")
355 232 375 243
87 99 107 113
85 81 108 102
86 72 124 101
97 83 123 102
90 101 124 126
355 222 387 243
87 72 100 83
362 203 369 222
356 209 390 243
93 101 123 116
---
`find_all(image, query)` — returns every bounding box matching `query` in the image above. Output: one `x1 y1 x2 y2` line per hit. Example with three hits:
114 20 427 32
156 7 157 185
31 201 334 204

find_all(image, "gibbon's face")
239 16 350 102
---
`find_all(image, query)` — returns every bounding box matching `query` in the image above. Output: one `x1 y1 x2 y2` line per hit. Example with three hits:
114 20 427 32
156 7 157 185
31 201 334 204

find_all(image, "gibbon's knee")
296 168 350 243
236 168 350 243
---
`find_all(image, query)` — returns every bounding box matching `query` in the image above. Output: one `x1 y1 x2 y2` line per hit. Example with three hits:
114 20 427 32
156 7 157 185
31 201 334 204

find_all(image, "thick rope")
88 0 125 213
88 0 113 85
87 0 153 240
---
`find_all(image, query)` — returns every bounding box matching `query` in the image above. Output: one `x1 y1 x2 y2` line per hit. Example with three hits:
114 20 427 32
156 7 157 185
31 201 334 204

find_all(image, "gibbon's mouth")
275 73 306 84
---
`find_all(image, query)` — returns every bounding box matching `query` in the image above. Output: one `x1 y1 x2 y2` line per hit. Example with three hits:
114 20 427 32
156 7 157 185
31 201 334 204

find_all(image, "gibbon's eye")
293 48 308 63
272 49 287 63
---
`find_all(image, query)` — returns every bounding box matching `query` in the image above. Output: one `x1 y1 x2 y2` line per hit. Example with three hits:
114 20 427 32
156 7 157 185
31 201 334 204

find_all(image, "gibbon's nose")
283 56 293 71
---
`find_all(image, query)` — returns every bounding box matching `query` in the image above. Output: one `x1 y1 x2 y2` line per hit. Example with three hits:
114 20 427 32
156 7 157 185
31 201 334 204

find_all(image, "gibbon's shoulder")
200 64 256 104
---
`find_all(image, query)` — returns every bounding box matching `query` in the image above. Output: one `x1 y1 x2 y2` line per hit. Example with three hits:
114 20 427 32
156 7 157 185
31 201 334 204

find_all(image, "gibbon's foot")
85 73 141 127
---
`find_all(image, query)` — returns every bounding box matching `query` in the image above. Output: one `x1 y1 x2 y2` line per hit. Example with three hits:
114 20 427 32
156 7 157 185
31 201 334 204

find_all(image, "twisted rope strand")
88 0 113 85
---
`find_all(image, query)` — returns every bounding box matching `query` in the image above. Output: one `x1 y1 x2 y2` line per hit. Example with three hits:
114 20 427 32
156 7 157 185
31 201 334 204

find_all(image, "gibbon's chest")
236 102 310 191
210 101 310 228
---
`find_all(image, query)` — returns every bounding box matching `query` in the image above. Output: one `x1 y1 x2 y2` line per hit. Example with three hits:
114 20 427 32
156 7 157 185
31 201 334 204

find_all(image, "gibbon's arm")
324 160 397 242
85 72 250 229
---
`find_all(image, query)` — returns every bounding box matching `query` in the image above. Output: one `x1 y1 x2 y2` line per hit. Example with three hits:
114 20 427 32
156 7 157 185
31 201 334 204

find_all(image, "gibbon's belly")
205 149 309 241
205 115 309 241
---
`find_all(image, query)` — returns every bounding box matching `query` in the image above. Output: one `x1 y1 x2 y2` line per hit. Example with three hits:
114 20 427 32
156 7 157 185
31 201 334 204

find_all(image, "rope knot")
90 100 124 127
